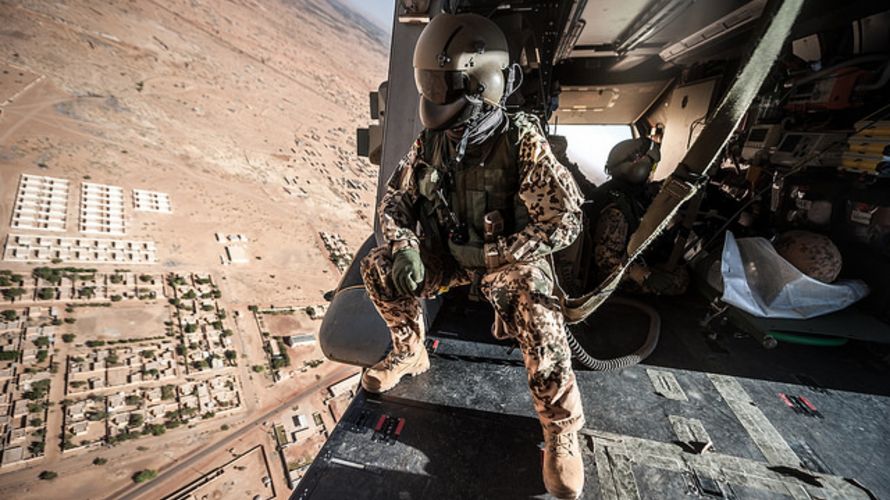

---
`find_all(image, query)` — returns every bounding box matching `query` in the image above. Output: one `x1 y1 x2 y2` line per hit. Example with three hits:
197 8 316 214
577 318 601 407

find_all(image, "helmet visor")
415 69 467 105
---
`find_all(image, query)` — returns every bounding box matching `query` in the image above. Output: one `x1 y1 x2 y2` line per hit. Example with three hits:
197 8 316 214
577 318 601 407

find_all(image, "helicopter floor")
293 293 890 499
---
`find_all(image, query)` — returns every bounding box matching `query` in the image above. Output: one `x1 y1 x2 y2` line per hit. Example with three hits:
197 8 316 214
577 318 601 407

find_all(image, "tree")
2 288 26 301
28 402 47 413
125 395 142 406
139 274 153 283
93 457 108 465
161 385 175 400
36 350 48 363
86 410 106 422
224 350 237 362
109 274 124 284
252 365 265 373
33 267 63 285
24 379 51 400
128 413 144 428
184 323 197 333
38 470 57 480
0 351 19 361
29 417 43 427
132 469 157 483
62 333 76 343
29 441 46 455
37 288 56 300
64 317 76 324
1 310 18 321
110 295 122 302
34 336 50 348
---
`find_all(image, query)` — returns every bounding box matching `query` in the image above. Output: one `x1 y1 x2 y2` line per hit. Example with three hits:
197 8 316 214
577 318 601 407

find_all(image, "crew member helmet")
413 13 509 130
605 138 661 184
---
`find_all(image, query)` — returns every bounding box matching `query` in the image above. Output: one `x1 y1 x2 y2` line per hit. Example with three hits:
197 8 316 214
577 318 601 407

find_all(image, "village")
0 146 366 499
0 267 360 494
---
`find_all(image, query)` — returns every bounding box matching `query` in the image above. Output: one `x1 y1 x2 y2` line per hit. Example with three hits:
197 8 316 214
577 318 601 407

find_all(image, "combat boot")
361 348 430 393
542 430 584 499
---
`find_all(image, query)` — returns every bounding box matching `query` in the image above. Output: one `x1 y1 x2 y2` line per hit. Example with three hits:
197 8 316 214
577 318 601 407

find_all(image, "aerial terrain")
0 0 388 498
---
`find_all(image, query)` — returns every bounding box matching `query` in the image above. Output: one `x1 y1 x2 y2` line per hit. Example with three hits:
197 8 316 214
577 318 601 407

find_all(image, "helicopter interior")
300 1 890 498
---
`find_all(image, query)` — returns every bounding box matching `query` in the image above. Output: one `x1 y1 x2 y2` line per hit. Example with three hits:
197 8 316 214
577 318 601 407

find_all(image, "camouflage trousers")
361 245 585 434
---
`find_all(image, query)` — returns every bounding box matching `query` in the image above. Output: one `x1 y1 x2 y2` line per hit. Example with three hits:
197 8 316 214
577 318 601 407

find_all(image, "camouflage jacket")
593 206 649 290
378 112 584 267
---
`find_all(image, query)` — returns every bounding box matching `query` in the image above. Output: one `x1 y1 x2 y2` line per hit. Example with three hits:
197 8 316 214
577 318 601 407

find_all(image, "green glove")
448 239 485 269
391 248 424 296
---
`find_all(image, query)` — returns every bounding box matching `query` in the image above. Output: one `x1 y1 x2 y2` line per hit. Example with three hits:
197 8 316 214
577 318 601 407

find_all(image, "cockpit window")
552 124 633 186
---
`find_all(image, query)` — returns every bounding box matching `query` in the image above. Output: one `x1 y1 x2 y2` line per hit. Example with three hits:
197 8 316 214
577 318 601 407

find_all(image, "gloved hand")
644 268 677 294
448 239 485 269
391 248 424 296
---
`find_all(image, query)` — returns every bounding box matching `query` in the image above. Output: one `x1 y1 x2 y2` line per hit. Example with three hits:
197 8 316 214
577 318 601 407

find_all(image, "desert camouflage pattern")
361 247 584 434
774 230 842 283
594 206 688 295
379 112 584 261
364 112 585 434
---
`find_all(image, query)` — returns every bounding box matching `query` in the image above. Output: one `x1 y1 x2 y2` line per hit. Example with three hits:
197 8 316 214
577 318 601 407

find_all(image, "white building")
11 174 70 232
80 182 126 235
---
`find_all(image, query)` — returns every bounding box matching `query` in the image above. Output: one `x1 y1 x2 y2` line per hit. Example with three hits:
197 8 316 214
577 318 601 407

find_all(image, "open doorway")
551 124 633 186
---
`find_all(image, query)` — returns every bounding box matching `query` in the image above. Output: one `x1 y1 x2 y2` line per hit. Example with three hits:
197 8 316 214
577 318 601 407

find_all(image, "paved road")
111 366 355 500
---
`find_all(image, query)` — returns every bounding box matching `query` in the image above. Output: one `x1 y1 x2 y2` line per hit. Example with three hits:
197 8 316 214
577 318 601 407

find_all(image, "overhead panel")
573 0 652 48
553 80 670 124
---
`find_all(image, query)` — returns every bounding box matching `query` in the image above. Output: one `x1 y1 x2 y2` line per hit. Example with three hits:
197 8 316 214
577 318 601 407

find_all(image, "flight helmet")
605 138 661 184
413 13 509 130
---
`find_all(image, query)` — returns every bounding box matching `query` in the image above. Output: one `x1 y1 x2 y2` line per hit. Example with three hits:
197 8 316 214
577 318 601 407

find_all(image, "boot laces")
381 350 413 370
548 432 577 457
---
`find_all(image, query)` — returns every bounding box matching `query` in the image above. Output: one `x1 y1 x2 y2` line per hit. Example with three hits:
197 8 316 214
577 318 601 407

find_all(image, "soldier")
590 137 689 295
359 13 586 499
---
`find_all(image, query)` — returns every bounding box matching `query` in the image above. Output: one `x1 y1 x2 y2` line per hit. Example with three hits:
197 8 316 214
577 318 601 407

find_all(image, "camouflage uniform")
593 205 689 295
361 112 585 434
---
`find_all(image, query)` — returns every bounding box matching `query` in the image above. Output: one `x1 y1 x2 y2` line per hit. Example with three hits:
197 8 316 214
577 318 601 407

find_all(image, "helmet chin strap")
447 64 518 165
448 95 504 165
500 63 523 107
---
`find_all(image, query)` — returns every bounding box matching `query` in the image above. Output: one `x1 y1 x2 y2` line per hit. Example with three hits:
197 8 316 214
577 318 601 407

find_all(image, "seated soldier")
589 137 689 295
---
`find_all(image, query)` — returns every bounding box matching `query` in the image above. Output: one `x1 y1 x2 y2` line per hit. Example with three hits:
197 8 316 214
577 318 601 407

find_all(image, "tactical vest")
587 179 645 236
582 179 646 282
415 120 530 256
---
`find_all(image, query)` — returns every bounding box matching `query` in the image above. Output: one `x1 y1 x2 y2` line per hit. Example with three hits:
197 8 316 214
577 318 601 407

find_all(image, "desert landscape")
0 0 389 498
